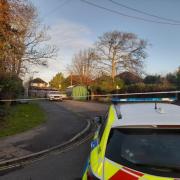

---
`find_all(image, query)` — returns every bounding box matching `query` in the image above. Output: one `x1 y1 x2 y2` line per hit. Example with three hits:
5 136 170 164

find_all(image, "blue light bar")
112 97 177 103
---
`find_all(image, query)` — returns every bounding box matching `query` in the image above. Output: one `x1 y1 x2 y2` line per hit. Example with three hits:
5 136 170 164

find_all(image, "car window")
105 128 180 177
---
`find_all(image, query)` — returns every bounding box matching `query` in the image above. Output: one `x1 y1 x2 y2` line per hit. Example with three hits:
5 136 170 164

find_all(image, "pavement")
0 100 108 162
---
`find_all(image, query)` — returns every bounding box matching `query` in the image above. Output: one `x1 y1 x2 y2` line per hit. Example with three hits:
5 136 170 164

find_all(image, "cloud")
49 19 93 51
32 19 93 82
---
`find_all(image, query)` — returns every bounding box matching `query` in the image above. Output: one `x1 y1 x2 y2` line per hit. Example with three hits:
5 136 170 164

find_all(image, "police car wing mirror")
93 116 103 125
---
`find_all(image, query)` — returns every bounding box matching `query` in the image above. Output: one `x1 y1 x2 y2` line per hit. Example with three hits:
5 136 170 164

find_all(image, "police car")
83 98 180 180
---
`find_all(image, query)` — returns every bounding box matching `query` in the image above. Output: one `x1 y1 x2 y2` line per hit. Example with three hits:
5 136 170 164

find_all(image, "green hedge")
0 73 24 100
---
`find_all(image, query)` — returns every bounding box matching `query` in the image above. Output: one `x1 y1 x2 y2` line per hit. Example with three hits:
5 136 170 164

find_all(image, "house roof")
31 78 47 84
112 103 180 127
116 71 142 84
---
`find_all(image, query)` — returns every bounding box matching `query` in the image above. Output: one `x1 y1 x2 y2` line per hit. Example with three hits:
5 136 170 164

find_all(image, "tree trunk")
112 59 116 83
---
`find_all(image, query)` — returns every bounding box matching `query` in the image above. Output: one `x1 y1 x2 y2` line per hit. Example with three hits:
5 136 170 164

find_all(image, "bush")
0 73 24 101
0 108 6 118
116 82 176 99
0 106 8 122
122 82 176 93
177 71 180 90
126 83 146 93
92 76 124 94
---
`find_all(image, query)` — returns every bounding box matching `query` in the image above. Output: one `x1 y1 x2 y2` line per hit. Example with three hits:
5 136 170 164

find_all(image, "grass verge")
0 103 46 138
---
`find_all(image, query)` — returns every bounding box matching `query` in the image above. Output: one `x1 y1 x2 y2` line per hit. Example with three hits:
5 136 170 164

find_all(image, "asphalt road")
18 101 88 152
0 100 90 162
23 100 108 152
0 100 108 180
0 138 91 180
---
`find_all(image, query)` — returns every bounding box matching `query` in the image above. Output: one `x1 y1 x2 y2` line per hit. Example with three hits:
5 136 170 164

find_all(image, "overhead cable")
109 0 180 24
80 0 180 26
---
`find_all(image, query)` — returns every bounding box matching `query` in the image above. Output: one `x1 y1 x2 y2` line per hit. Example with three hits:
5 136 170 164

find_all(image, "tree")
0 0 57 76
94 31 147 82
166 73 177 85
68 48 97 85
144 75 162 84
176 67 180 89
49 73 65 90
0 0 14 73
165 67 180 89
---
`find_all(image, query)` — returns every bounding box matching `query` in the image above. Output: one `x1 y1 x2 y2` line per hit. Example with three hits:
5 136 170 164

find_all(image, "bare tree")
95 31 147 82
68 48 97 85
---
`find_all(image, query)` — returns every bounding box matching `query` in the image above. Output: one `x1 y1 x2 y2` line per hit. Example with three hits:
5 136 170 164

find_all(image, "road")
19 100 88 152
0 100 108 180
0 138 91 180
0 100 89 161
18 100 108 153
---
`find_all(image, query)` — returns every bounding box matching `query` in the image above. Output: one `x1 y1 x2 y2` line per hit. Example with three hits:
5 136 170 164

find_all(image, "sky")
30 0 180 82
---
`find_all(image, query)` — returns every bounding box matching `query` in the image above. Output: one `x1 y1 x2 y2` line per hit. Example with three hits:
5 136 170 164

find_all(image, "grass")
0 103 46 138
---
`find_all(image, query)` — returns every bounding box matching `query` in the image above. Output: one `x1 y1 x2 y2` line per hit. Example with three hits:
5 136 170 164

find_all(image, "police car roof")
112 103 180 127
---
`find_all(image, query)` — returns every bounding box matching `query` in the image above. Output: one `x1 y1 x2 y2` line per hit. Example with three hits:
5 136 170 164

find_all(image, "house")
30 78 48 88
29 78 51 97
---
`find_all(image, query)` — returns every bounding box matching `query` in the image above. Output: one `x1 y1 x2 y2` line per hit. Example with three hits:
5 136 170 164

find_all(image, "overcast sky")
30 0 180 82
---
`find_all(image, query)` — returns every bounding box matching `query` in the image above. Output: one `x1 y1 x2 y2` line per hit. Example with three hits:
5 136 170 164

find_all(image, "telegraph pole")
70 72 73 86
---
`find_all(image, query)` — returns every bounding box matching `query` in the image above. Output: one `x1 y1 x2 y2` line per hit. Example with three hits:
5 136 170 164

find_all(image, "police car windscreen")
105 128 180 177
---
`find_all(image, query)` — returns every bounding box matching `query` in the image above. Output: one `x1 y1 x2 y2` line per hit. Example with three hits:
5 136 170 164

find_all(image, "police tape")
73 90 180 98
0 97 49 102
0 91 179 102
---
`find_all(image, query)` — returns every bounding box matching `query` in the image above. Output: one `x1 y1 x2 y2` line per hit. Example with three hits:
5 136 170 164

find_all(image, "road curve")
0 100 108 180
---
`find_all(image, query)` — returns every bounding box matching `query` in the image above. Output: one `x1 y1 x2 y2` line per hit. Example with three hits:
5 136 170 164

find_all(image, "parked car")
83 101 180 180
47 91 63 101
58 92 67 99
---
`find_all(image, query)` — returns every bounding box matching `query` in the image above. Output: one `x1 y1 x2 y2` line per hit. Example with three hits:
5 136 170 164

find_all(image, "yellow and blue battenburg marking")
82 102 179 180
91 139 98 149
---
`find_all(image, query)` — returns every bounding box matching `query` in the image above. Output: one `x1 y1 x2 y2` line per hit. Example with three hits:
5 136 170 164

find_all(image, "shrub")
0 73 24 101
92 76 124 94
177 71 180 90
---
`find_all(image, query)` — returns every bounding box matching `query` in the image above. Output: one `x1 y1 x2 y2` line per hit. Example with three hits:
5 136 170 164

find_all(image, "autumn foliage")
0 0 56 76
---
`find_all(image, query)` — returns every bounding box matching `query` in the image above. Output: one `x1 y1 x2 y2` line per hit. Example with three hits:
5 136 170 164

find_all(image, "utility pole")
86 51 94 101
70 72 73 86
